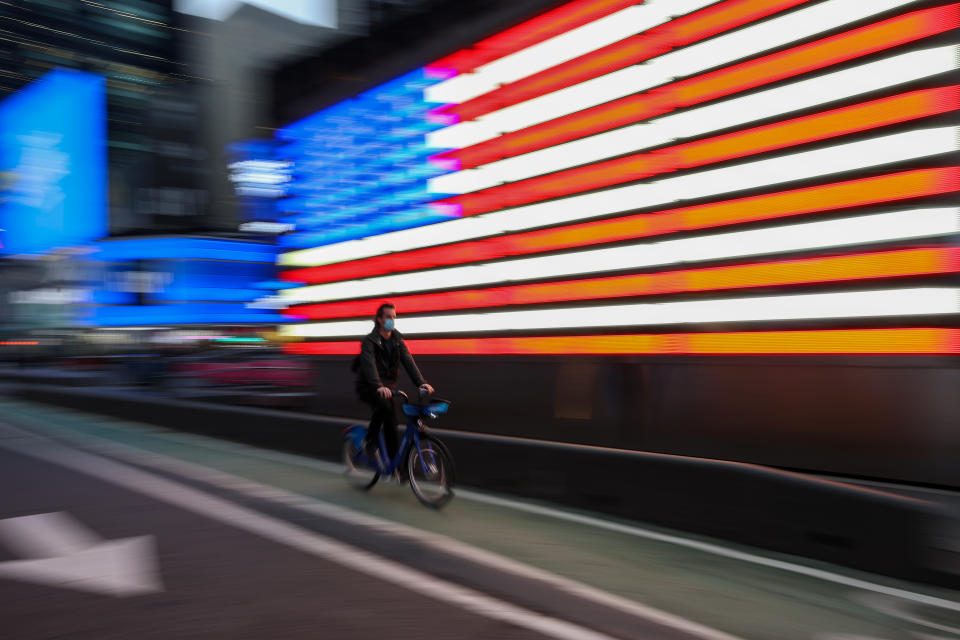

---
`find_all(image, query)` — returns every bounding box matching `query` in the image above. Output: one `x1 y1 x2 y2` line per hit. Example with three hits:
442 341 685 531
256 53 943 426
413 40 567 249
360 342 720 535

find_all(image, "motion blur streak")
287 247 960 320
283 168 960 282
434 0 815 121
279 0 960 356
284 329 960 356
282 288 960 337
427 0 640 74
430 2 956 168
431 45 960 195
433 86 960 217
281 128 960 269
280 207 960 303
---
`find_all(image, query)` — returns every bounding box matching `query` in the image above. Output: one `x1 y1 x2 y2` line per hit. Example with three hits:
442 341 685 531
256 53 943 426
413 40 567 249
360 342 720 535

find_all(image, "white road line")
189 440 960 612
0 416 743 640
6 400 960 615
452 490 960 614
0 423 622 640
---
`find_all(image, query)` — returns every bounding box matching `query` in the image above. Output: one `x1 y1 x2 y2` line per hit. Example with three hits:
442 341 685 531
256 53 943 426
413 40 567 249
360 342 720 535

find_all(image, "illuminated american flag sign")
279 0 960 355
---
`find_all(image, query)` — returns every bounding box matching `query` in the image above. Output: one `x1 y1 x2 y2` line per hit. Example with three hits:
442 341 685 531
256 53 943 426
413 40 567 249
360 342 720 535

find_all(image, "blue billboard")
0 69 106 255
88 237 285 327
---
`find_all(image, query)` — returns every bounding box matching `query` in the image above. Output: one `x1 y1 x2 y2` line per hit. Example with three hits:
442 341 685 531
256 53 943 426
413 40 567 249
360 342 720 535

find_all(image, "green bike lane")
2 396 960 640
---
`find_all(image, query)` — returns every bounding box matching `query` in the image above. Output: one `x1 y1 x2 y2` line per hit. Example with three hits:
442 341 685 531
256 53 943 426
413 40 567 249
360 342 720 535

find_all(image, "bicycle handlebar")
393 389 451 405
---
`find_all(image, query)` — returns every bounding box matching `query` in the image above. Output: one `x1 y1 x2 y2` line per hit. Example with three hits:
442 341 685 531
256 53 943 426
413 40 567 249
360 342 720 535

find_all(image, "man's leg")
365 395 398 458
359 388 385 457
365 405 383 457
381 397 400 463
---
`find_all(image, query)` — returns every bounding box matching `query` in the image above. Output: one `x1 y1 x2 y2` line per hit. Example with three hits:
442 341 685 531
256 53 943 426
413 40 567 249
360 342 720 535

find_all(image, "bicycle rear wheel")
406 435 455 508
343 435 380 491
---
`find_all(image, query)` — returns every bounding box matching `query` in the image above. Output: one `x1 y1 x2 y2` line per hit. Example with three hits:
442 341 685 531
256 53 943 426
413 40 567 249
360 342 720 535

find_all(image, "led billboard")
0 69 107 255
89 238 284 327
277 0 960 356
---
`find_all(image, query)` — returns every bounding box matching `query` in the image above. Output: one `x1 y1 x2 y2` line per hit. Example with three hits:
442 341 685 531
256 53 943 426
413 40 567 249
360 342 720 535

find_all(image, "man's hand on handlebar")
419 383 435 396
376 386 392 399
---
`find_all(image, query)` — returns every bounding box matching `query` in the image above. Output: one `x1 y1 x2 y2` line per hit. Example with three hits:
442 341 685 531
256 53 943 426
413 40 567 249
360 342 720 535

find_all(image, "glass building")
0 0 198 232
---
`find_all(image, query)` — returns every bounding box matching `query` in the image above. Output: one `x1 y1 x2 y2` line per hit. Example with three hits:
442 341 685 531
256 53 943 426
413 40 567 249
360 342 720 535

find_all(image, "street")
1 396 960 639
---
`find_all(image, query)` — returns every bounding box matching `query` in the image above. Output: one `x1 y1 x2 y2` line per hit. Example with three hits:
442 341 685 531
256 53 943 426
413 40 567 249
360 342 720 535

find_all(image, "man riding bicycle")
354 302 434 465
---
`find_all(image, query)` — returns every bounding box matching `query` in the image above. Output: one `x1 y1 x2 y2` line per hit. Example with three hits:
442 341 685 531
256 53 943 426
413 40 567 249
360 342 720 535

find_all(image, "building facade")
0 0 188 234
272 0 960 487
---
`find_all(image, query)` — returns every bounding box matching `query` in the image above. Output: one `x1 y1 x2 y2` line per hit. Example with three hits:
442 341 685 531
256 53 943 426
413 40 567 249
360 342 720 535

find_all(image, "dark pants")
359 388 399 460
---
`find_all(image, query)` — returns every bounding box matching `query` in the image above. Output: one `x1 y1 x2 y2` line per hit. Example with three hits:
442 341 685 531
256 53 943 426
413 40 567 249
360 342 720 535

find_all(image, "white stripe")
430 45 960 195
12 420 738 640
282 288 960 338
279 208 960 303
428 0 922 150
0 426 621 640
281 125 960 268
35 409 958 618
454 490 960 616
426 0 719 104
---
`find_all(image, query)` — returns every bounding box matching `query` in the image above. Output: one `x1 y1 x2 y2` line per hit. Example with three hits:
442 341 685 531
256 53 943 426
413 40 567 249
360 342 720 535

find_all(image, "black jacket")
354 328 426 393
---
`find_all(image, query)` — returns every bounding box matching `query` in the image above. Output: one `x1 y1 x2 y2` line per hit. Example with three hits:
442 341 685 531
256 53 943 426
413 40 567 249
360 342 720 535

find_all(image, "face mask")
382 318 395 332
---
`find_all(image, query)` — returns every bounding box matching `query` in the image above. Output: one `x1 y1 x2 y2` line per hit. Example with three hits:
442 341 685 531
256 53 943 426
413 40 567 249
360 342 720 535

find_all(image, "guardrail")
10 383 960 589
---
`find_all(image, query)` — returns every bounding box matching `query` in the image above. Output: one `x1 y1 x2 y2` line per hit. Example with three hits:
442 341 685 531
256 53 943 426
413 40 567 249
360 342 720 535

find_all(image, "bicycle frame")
344 414 432 476
374 415 426 475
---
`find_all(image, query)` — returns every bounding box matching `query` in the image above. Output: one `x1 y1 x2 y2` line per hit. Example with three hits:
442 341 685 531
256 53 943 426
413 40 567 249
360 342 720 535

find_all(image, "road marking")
450 489 960 613
9 419 741 640
62 415 960 615
0 512 161 597
854 592 960 635
4 399 960 615
105 416 960 615
0 423 646 640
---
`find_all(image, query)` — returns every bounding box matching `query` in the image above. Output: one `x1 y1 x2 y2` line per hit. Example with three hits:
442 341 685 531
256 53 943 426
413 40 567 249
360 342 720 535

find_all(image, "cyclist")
354 302 434 466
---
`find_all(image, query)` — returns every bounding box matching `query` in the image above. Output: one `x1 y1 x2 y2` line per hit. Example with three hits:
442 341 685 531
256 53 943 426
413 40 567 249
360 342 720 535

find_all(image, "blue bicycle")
342 390 455 508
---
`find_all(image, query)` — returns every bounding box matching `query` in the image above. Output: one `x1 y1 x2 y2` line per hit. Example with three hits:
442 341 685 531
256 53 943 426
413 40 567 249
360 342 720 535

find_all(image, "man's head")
375 302 396 333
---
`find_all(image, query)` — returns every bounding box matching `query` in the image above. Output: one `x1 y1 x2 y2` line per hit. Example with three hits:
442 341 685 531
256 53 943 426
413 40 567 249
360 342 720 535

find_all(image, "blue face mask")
382 318 395 332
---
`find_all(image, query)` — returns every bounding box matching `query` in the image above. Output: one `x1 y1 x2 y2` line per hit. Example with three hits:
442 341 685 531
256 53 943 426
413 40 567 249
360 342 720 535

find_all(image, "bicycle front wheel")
343 436 380 491
406 435 455 508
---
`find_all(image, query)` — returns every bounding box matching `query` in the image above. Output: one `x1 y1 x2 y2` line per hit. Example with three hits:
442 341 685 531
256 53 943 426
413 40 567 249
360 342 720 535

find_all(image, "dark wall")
272 0 566 126
310 355 960 487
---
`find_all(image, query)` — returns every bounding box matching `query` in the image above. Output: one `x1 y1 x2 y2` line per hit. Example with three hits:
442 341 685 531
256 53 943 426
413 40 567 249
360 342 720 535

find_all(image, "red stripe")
286 248 960 320
428 0 640 75
434 86 960 217
432 92 664 171
282 167 960 284
441 0 815 122
284 329 960 355
434 4 960 171
451 86 959 212
438 34 673 122
669 3 960 108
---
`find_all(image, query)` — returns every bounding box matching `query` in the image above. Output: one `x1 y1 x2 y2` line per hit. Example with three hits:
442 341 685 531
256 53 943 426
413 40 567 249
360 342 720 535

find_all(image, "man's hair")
375 302 395 319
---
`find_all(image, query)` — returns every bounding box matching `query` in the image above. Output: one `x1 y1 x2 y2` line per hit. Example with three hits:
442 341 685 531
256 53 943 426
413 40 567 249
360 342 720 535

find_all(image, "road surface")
1 395 959 640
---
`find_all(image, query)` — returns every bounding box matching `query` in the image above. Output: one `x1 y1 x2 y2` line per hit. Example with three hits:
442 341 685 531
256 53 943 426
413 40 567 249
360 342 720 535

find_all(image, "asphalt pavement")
2 395 960 639
0 435 568 640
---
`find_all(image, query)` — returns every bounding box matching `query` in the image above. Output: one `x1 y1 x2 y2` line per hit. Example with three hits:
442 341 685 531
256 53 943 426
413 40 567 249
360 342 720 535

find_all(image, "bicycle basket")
401 400 450 417
426 400 450 415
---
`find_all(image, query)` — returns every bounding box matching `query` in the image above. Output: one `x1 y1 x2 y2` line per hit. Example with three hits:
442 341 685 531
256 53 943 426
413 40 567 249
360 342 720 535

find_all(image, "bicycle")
342 390 455 508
